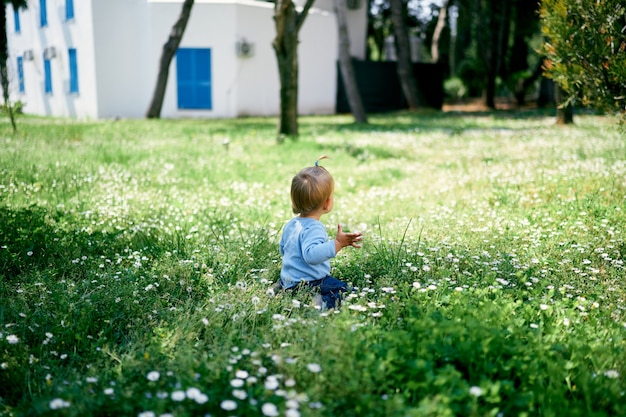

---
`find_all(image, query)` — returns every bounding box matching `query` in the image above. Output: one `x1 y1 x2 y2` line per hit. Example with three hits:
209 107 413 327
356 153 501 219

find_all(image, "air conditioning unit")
236 39 254 58
44 46 56 60
23 50 34 61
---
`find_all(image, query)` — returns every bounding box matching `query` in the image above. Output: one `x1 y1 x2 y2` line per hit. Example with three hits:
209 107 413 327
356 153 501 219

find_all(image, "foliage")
540 0 626 118
1 112 625 416
443 76 468 100
0 99 23 115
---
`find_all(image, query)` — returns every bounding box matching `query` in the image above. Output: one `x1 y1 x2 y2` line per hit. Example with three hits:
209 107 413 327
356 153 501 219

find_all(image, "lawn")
1 110 625 417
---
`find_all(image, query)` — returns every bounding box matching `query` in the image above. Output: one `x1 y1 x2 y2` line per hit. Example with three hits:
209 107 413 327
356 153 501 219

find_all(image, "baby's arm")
335 224 363 253
301 224 338 264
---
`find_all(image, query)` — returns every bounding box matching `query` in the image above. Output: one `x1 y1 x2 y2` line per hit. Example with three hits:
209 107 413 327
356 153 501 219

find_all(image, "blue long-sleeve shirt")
279 217 336 288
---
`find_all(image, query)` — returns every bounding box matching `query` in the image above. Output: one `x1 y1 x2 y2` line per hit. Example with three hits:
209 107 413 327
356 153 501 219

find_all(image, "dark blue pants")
305 276 348 309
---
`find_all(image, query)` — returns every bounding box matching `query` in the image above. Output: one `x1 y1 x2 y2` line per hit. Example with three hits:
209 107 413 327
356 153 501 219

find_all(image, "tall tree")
389 0 421 109
474 0 511 108
554 83 573 124
1 0 28 134
508 0 540 105
272 0 315 138
335 0 367 123
146 0 194 119
540 0 626 121
430 0 450 64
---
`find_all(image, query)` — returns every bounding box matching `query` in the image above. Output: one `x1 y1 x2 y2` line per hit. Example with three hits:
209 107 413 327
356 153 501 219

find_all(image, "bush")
0 100 24 115
444 77 468 101
540 0 626 118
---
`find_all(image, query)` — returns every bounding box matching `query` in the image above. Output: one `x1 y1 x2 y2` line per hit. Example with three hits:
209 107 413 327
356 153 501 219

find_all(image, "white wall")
6 0 100 118
297 0 368 60
234 1 280 117
155 1 239 119
92 0 152 119
299 8 338 114
5 0 355 120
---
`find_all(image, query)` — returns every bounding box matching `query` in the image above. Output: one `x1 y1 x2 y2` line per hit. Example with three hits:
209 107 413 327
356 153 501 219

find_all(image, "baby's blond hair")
290 157 334 215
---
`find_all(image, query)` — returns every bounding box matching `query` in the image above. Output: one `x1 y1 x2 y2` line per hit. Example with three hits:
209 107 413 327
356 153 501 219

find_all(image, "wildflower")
231 378 245 388
539 304 548 310
232 389 248 400
146 371 160 382
86 377 98 383
221 400 237 411
286 409 301 417
469 386 483 397
563 317 571 326
235 370 249 379
307 363 322 373
171 390 186 401
261 402 280 417
138 412 155 417
604 370 619 379
185 387 202 400
530 323 539 329
6 335 19 344
49 398 71 409
265 376 280 390
104 388 114 395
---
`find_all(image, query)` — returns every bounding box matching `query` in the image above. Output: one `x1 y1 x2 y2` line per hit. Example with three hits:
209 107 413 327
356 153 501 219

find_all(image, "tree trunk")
1 3 17 133
335 0 367 123
146 0 195 119
389 0 421 109
431 0 450 64
477 0 511 109
555 84 574 124
273 0 315 139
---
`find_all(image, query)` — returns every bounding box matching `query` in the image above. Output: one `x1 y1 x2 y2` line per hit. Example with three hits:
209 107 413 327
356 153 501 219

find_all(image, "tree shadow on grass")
0 205 169 280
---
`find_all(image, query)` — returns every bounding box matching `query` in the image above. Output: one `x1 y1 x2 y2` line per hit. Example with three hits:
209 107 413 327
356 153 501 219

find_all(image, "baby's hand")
336 224 363 250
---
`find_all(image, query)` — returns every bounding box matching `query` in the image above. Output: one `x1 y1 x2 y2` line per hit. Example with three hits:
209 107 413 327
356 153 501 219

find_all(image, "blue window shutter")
40 0 48 27
176 48 212 109
14 9 21 33
69 48 79 93
66 0 74 20
44 56 52 94
17 57 25 93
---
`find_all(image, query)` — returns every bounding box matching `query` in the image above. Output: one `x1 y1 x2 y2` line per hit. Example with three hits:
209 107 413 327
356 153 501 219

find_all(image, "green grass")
1 110 625 417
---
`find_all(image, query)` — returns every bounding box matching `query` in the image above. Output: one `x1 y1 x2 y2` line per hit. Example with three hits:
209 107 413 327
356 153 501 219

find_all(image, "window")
14 8 21 33
68 48 79 93
44 55 52 94
66 0 74 20
17 57 25 93
176 48 212 110
40 0 48 27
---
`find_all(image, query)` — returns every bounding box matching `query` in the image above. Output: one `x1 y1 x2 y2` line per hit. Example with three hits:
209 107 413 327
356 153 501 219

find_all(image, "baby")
278 156 362 309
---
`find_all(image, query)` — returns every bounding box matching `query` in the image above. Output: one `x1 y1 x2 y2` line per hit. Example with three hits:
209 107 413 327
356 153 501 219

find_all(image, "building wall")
297 0 367 60
7 0 100 118
92 0 152 119
155 1 239 119
299 8 338 115
233 1 280 117
5 0 363 120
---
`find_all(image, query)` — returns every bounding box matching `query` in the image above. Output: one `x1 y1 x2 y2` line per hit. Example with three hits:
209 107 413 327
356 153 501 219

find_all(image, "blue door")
176 48 212 110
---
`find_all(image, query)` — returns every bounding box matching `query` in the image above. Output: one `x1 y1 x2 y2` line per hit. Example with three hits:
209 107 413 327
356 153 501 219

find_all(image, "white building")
5 0 367 119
